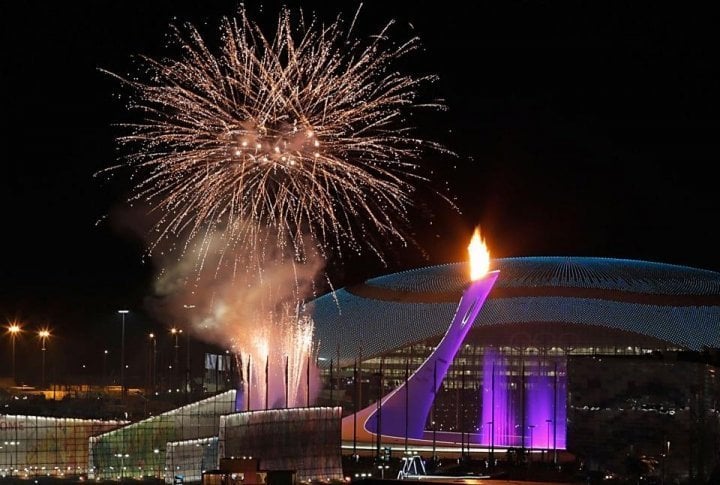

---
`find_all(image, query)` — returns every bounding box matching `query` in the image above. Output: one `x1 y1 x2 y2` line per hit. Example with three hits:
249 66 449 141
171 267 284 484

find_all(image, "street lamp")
171 327 182 391
660 440 671 485
103 350 109 388
7 323 21 384
38 329 51 388
148 333 157 393
487 421 494 468
182 304 195 398
528 425 536 464
545 419 552 462
118 310 129 398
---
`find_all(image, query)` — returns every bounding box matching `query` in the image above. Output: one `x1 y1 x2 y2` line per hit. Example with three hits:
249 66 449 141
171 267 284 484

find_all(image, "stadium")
312 256 720 476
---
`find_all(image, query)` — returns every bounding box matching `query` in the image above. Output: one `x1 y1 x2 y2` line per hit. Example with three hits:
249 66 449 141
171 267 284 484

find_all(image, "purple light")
480 349 518 446
525 358 566 449
479 352 567 449
525 364 552 447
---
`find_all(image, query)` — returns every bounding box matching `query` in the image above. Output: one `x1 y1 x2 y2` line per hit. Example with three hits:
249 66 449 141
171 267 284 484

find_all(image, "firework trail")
99 5 450 266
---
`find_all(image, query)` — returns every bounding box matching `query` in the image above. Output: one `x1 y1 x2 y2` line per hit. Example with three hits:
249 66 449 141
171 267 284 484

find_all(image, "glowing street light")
103 350 109 388
7 323 22 384
118 310 129 398
171 327 182 391
148 333 157 392
38 329 51 388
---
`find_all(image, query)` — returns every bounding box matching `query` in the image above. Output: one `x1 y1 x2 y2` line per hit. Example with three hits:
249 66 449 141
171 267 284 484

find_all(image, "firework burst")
100 6 450 265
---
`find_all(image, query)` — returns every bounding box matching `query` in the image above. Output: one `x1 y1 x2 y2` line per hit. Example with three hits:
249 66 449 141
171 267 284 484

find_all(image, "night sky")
1 1 718 374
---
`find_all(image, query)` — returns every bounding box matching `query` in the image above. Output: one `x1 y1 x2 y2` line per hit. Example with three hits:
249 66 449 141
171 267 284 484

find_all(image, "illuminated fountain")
522 356 567 449
478 350 567 449
480 349 516 447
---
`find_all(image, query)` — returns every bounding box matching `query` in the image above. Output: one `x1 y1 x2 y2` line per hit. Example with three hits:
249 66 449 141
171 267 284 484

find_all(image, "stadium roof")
311 257 720 362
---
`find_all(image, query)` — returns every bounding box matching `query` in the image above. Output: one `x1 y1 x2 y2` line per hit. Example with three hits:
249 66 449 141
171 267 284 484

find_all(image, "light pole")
149 333 157 393
118 310 129 398
183 304 195 400
171 327 182 391
103 350 109 388
528 425 536 464
38 329 50 388
8 323 21 384
662 440 670 485
487 421 494 468
546 419 552 463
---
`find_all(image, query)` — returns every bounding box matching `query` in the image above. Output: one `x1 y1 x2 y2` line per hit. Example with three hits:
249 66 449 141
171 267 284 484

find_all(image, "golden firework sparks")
99 6 450 266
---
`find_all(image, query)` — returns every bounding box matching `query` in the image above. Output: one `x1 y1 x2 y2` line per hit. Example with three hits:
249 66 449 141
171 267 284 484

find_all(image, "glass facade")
0 414 124 479
220 407 343 482
88 390 236 481
165 436 219 484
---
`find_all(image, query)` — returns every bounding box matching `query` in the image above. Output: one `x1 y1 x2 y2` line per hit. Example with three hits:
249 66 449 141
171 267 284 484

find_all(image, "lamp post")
546 419 552 462
38 329 50 388
487 421 494 468
149 333 157 393
118 310 129 398
661 440 671 485
171 327 182 391
103 350 109 388
183 304 195 400
528 425 536 464
8 323 21 384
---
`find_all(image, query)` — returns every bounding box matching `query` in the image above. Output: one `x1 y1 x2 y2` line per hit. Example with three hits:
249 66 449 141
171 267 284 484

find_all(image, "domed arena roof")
310 257 720 361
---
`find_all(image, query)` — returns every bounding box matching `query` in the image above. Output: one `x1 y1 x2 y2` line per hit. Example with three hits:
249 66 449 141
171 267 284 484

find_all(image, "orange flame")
468 227 490 281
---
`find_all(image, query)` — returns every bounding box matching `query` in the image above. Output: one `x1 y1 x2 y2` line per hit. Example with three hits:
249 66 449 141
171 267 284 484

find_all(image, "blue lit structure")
313 257 720 362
